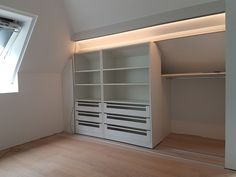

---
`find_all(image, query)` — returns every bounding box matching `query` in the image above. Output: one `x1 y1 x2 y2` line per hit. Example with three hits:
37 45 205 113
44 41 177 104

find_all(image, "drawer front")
75 120 103 138
75 101 102 112
104 124 151 148
104 103 150 117
75 111 102 123
104 114 150 130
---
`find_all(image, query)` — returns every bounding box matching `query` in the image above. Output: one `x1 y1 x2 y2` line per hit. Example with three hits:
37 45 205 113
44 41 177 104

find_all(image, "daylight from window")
0 20 20 93
0 6 37 94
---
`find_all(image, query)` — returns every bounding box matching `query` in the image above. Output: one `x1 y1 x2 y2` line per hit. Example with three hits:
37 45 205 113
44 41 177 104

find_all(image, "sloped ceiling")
159 32 225 74
63 0 219 34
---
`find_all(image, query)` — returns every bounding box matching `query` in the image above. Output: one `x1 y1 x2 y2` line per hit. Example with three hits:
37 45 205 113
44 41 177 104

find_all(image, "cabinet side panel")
225 0 236 170
150 42 171 147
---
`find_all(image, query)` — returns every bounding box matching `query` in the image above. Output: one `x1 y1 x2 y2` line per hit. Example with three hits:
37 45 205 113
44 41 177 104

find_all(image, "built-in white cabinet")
73 43 168 148
73 32 225 150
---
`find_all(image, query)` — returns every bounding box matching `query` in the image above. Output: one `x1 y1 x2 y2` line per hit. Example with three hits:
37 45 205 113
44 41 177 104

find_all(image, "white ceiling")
63 0 219 34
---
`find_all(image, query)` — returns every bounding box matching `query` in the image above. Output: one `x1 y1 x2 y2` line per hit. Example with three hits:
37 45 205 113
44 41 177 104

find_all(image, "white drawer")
104 114 150 130
75 111 102 123
104 103 150 117
75 101 102 112
75 120 103 138
104 124 151 148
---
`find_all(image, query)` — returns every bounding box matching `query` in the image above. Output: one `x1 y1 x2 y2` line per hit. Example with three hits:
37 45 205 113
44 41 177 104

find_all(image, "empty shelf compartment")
75 86 101 101
74 52 100 71
75 72 101 84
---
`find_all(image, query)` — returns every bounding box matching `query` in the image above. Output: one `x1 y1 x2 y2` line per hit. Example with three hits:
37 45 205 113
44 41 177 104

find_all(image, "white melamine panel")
75 85 101 101
75 52 100 71
104 103 150 117
104 85 149 104
103 44 149 69
225 0 236 170
103 69 149 84
75 111 102 123
105 114 151 130
150 43 171 147
104 124 151 148
76 120 103 138
75 101 102 113
75 72 100 84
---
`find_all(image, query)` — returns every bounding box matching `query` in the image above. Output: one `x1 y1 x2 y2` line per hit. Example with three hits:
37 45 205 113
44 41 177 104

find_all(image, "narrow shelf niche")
75 72 100 84
103 44 149 69
75 85 101 101
74 51 100 71
103 68 149 84
104 85 149 104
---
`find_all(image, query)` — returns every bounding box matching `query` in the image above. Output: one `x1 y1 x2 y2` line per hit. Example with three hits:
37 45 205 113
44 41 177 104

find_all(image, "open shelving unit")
73 43 167 148
74 51 102 102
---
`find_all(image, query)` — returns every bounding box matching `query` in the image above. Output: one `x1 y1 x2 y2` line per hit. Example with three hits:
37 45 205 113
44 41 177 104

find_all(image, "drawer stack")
104 102 151 147
75 101 103 138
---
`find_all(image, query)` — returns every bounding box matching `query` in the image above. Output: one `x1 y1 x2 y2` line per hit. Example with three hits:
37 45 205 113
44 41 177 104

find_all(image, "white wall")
63 0 220 34
62 59 74 133
225 0 236 170
0 73 63 150
0 0 72 150
170 78 225 140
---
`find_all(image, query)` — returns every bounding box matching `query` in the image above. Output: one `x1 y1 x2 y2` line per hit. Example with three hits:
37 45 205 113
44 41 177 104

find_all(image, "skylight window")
0 17 21 93
0 6 37 93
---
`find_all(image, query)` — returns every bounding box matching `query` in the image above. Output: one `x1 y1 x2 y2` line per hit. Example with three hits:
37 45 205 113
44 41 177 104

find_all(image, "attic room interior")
0 0 236 176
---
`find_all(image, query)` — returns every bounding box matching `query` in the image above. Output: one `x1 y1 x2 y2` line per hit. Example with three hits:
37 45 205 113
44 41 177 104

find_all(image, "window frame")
0 5 37 93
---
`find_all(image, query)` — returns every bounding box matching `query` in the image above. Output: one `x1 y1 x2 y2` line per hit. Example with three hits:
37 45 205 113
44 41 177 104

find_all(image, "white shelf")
76 98 101 102
103 66 149 71
75 69 100 73
103 83 149 86
75 84 101 86
162 72 226 79
104 99 150 105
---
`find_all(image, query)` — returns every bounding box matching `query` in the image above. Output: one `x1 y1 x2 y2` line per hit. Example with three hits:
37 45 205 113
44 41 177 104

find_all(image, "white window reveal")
0 6 37 93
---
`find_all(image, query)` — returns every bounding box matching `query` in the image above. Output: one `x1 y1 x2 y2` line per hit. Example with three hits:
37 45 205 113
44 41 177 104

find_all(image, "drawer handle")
78 121 100 128
107 115 147 123
107 105 146 111
77 111 99 117
107 125 147 136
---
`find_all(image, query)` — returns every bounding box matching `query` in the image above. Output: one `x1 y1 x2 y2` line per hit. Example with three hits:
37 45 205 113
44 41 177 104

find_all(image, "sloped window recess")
0 6 37 93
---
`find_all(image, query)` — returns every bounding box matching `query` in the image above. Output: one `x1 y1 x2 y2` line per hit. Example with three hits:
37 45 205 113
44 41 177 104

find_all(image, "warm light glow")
76 13 225 53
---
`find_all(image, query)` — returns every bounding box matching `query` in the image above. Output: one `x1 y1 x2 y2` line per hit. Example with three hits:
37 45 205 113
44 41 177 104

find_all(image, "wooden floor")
0 133 235 177
155 133 225 166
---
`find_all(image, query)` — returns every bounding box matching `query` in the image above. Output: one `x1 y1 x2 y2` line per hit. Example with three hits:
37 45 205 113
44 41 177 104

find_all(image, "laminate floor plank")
0 133 234 177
